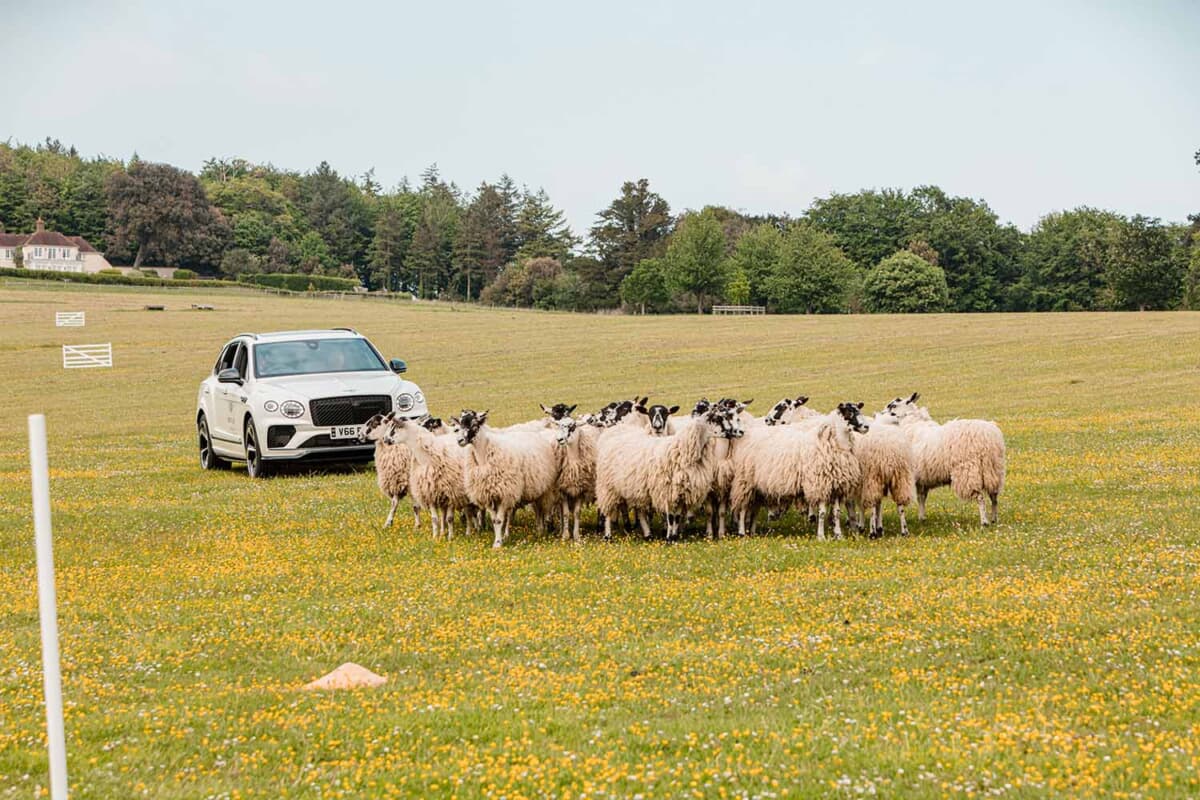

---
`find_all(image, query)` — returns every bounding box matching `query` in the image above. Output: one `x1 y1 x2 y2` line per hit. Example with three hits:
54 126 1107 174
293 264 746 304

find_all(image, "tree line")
2 138 1197 312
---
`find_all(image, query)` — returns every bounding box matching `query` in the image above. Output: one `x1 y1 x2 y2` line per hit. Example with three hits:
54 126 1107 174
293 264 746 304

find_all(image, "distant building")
0 218 113 273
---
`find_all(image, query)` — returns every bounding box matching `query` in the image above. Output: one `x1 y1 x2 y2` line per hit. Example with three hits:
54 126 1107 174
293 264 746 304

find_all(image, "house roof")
0 233 26 247
68 235 99 253
24 229 78 247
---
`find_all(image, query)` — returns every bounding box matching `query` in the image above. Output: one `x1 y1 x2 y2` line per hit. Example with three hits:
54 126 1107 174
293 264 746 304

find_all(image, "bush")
140 269 161 279
862 251 951 313
237 272 360 292
173 269 198 280
763 224 858 314
97 268 124 276
0 268 235 288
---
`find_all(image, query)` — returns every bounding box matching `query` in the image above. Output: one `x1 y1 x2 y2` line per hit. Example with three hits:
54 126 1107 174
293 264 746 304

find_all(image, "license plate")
330 425 363 440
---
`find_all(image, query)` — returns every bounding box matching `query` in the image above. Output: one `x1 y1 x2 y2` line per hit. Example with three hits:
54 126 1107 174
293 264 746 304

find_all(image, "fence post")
28 414 69 799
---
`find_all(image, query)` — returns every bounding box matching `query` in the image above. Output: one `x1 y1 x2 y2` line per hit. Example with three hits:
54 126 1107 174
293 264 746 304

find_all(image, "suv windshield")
254 338 387 378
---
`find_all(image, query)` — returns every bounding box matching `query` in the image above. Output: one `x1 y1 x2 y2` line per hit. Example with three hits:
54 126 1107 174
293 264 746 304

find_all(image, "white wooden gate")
61 343 113 369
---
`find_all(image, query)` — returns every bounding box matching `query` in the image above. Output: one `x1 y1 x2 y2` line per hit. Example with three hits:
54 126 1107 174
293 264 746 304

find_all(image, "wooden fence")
712 305 766 315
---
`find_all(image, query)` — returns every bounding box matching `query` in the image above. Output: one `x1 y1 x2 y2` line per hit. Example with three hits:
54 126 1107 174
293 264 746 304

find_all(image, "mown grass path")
1 284 1198 798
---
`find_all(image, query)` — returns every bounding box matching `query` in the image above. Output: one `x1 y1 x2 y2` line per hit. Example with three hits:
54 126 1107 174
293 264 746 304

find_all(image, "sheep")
598 405 739 539
387 416 473 540
595 422 658 539
453 409 561 547
656 404 743 538
636 399 679 436
685 398 754 538
551 416 598 542
500 402 578 434
884 392 1006 526
851 415 917 537
798 403 870 540
763 395 817 426
359 412 413 528
729 421 808 538
730 403 868 540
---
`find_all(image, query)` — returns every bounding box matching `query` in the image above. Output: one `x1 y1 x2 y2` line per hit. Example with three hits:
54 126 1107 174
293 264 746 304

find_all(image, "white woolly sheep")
730 403 868 540
454 410 561 547
851 415 917 537
388 416 474 540
552 416 598 542
884 392 1006 526
360 412 413 529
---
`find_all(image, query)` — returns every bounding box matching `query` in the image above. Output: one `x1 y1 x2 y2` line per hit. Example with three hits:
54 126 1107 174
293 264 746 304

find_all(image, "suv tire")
244 418 272 478
198 414 230 470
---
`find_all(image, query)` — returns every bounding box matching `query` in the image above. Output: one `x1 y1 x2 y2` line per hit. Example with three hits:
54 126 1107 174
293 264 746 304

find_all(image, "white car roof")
234 329 363 342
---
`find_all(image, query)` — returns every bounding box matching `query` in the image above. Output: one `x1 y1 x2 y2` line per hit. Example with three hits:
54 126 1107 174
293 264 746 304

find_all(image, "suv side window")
233 344 248 379
214 343 238 374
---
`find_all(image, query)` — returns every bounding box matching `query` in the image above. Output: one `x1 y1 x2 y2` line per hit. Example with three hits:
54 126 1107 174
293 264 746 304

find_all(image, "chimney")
35 217 45 232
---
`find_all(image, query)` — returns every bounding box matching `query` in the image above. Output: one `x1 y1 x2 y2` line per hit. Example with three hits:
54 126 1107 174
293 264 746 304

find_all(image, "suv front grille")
309 395 392 426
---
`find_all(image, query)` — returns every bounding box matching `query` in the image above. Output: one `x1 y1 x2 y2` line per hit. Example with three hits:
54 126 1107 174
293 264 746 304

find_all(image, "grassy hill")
1 283 1198 798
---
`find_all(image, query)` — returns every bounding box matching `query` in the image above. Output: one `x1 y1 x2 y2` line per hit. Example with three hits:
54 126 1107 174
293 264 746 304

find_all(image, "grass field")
1 281 1199 799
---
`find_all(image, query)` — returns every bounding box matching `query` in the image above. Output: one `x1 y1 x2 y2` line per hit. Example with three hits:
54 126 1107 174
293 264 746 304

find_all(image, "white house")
0 218 113 273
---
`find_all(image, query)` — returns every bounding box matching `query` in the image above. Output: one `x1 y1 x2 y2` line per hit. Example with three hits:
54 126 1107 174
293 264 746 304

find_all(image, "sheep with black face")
454 409 560 547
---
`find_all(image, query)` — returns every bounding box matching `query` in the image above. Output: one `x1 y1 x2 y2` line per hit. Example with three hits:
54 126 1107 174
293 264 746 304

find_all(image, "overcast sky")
3 0 1197 235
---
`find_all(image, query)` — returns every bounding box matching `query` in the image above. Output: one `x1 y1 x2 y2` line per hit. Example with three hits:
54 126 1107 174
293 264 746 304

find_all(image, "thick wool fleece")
900 409 1006 500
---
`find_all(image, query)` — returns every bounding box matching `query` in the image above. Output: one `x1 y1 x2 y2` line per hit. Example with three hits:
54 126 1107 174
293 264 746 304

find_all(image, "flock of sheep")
360 393 1006 548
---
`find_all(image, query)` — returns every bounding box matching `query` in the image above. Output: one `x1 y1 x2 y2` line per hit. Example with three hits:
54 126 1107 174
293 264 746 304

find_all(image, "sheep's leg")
749 499 760 536
444 508 454 541
717 498 728 540
736 507 747 537
832 499 844 540
490 507 505 548
978 494 990 527
989 493 999 524
603 512 613 540
872 501 884 538
816 501 827 541
412 504 421 528
917 488 928 521
705 497 716 540
464 508 474 536
637 510 652 539
561 498 571 542
383 496 399 528
897 503 909 536
572 501 582 543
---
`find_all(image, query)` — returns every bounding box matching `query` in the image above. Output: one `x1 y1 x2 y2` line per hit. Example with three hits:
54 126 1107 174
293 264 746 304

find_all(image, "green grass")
1 282 1198 798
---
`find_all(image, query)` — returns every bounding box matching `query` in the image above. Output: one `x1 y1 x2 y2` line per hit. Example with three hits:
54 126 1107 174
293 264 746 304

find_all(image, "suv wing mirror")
389 358 407 374
217 367 243 384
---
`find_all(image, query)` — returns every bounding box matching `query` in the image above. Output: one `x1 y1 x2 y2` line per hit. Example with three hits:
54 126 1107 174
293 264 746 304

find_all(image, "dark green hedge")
238 273 361 291
0 268 235 288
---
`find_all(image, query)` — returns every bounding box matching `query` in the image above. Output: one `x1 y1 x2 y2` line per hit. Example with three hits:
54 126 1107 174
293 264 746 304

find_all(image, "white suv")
195 328 427 477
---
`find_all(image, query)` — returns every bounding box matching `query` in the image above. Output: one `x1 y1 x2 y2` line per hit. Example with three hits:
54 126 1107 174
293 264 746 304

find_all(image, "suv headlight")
263 400 279 413
280 400 305 418
396 393 414 412
414 390 425 404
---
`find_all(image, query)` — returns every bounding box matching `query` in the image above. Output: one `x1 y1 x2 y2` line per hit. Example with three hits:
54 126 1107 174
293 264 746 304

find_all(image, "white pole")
29 414 68 800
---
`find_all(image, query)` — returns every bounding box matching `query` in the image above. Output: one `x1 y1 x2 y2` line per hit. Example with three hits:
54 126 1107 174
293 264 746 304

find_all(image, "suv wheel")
244 418 272 478
198 414 229 470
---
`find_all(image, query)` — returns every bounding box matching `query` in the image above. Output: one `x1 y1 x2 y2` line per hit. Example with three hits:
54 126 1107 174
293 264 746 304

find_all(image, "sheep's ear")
636 405 649 416
909 392 919 403
742 398 753 406
667 405 680 414
856 401 865 410
638 396 648 406
540 403 552 415
795 395 809 406
568 404 577 414
479 410 489 423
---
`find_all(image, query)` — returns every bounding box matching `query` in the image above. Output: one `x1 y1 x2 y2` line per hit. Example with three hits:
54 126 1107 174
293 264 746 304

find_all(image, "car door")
228 343 251 449
210 343 242 451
